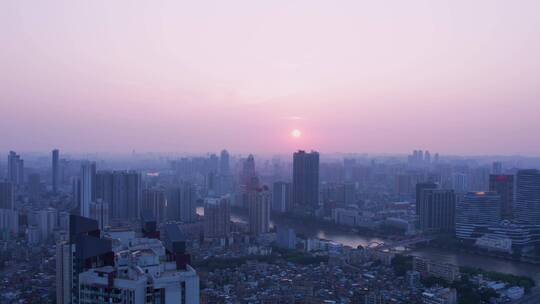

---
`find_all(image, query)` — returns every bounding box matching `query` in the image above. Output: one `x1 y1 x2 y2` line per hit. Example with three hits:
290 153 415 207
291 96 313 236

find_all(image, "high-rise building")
28 173 41 200
95 170 142 220
204 197 231 239
52 149 59 193
452 173 468 193
0 209 18 235
272 181 291 212
241 154 258 191
142 188 166 224
416 182 438 218
0 181 14 210
248 187 270 236
36 208 57 241
455 192 501 239
219 149 230 175
7 151 24 186
489 175 514 220
417 189 456 232
167 183 197 223
514 169 540 225
492 161 503 174
89 199 109 230
79 162 96 218
293 150 319 208
56 215 116 304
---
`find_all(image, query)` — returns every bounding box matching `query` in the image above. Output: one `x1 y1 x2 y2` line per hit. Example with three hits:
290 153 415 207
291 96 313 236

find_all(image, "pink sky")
1 0 539 155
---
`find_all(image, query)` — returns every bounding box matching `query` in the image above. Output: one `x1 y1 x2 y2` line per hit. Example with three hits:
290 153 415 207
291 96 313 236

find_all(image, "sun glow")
291 129 302 138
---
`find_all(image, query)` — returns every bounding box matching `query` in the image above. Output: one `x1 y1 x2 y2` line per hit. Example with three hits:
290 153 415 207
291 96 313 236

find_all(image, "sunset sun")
291 129 302 138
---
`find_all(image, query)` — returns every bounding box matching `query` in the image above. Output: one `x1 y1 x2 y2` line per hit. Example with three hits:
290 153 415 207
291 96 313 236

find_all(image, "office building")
167 183 197 223
95 170 142 220
204 197 231 239
514 169 540 224
417 189 455 232
52 149 59 193
79 162 96 218
415 182 438 221
293 150 319 208
489 174 514 220
455 192 501 239
248 187 270 236
0 181 14 210
7 151 24 186
272 181 291 212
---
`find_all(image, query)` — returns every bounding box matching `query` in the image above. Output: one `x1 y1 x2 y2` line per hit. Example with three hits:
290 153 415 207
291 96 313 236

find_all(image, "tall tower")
248 187 270 236
220 149 230 175
94 171 142 220
489 174 514 220
52 149 59 193
417 189 456 232
0 181 14 210
515 169 540 224
7 151 24 186
204 196 231 239
166 183 197 223
293 150 320 209
79 162 96 218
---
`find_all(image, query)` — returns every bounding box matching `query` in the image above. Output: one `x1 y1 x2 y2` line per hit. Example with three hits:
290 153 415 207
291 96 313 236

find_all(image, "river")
197 207 540 283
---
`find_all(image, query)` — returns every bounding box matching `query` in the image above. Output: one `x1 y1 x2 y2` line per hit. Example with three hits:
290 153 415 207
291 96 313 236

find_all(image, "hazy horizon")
2 0 539 155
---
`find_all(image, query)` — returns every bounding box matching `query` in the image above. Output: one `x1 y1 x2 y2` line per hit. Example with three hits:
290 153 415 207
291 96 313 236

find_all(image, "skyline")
2 0 540 155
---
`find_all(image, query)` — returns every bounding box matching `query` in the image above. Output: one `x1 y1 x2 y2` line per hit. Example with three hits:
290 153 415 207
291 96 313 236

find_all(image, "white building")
78 237 199 304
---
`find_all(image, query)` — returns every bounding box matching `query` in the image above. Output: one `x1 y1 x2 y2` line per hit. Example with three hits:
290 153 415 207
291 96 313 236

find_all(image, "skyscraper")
89 199 109 230
0 181 14 210
204 196 231 239
7 151 24 186
167 183 197 223
514 169 540 224
293 150 320 208
248 187 270 236
272 181 291 212
79 162 96 218
94 171 142 221
455 191 501 239
415 182 438 219
489 174 514 220
142 188 166 224
417 189 456 232
220 149 230 175
52 149 59 193
492 161 503 174
56 215 114 304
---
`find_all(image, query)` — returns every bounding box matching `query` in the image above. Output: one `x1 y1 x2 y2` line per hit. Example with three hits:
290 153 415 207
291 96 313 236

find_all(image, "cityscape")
2 1 540 304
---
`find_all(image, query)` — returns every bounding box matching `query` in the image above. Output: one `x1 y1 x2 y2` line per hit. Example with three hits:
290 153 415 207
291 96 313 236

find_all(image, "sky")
1 0 539 155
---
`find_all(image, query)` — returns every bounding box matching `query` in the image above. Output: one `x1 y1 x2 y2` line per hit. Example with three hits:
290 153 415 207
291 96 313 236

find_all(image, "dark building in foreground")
56 215 113 304
293 150 319 209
